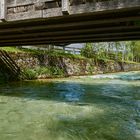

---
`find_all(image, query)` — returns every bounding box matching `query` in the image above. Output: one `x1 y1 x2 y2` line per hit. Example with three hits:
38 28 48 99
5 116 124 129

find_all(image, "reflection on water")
0 72 140 140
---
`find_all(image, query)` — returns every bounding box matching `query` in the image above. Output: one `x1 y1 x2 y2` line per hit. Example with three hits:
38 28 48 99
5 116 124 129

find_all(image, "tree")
81 43 95 58
81 41 140 63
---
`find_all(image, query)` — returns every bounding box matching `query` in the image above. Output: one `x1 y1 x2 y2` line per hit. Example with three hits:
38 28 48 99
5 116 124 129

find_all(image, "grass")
1 47 139 64
0 46 23 53
120 60 140 64
0 46 85 59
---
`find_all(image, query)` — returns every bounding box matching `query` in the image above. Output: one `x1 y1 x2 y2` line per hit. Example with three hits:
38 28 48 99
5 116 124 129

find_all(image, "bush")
23 66 65 80
49 66 64 76
35 67 51 76
23 69 37 80
81 43 95 58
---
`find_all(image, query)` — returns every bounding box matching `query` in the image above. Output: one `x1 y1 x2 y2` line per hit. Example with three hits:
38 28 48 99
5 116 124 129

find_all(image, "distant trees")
130 41 140 62
81 41 140 63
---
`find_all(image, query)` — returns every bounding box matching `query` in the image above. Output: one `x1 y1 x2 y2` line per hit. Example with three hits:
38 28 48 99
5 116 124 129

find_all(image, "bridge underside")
0 0 140 46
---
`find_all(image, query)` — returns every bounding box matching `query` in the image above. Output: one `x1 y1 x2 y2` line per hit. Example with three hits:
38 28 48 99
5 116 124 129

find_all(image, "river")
0 71 140 140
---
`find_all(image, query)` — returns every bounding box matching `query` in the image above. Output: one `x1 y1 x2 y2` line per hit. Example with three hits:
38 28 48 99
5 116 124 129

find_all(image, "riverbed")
0 72 140 140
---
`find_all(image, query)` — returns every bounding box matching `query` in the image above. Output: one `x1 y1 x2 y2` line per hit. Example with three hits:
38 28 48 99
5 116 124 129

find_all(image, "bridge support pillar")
0 0 6 21
62 0 70 15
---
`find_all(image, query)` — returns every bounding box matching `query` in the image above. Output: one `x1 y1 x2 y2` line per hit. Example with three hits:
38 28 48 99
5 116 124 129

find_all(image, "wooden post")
62 0 70 15
0 0 6 21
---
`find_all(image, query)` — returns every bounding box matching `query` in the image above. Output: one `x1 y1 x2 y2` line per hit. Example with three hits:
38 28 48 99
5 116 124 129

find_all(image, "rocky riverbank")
0 51 139 80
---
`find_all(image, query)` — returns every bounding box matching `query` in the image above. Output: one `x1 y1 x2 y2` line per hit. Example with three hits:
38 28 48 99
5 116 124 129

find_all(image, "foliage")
49 66 64 76
0 76 6 83
23 66 65 80
35 67 51 76
0 46 85 59
81 43 95 58
1 41 140 63
81 41 140 63
131 41 140 62
0 47 23 53
23 69 38 80
35 66 65 77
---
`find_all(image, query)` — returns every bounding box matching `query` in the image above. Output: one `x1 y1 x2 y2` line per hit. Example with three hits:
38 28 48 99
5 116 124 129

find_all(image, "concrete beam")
0 36 140 47
62 0 70 15
0 15 139 34
0 0 6 21
0 0 139 45
5 0 140 21
7 11 43 21
0 25 139 40
0 32 139 43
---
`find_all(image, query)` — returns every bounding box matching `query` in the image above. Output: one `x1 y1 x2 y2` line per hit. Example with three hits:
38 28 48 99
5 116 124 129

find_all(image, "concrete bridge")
0 0 140 46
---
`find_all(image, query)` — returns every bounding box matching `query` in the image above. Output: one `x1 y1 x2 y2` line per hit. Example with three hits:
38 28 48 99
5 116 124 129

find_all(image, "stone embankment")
8 52 140 78
0 51 140 81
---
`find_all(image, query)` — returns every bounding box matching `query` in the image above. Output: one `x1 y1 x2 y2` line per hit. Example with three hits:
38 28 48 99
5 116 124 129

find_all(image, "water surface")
0 72 140 140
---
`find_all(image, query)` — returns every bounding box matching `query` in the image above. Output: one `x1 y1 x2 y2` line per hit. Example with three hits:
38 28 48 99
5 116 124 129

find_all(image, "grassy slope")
0 47 139 64
0 47 85 59
0 47 23 53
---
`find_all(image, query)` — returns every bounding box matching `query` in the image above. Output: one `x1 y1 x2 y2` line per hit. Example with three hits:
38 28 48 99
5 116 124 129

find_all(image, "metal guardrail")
21 45 82 54
54 45 81 54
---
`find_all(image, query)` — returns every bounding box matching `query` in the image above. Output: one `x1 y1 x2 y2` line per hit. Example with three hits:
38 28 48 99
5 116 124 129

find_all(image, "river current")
0 71 140 140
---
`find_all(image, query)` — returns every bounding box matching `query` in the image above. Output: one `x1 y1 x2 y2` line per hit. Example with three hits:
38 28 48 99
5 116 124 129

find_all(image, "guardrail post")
62 0 70 15
0 0 6 21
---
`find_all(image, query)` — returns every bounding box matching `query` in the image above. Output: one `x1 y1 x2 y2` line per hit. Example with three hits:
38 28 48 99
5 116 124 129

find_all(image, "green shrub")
23 66 65 80
35 67 51 76
49 66 64 76
23 69 37 80
81 43 95 58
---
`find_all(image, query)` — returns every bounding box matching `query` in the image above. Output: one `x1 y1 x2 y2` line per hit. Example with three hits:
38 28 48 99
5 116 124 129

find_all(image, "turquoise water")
0 72 140 140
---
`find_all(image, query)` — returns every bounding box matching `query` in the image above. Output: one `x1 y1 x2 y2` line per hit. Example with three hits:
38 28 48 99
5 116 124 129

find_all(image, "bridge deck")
0 0 140 46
